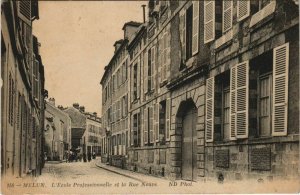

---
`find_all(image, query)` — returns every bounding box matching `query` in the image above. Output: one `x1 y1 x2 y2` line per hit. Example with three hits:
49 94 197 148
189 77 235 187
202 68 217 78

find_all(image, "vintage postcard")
1 0 299 194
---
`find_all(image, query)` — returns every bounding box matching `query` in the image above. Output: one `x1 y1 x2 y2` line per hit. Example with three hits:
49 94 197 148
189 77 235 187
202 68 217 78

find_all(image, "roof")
122 21 143 30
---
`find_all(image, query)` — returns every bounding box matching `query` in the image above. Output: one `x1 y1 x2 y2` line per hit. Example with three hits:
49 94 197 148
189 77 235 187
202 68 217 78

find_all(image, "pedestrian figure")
92 152 96 159
83 153 87 162
87 152 91 162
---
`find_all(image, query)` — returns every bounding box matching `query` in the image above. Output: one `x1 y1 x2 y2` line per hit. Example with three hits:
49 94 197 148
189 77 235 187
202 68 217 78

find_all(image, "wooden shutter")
222 1 233 33
137 60 140 99
204 1 215 43
144 107 148 144
166 98 171 141
192 1 199 55
151 46 155 90
155 102 159 142
149 106 154 143
206 77 214 142
236 61 249 138
230 66 237 140
272 43 289 136
144 50 149 94
237 0 250 22
130 115 134 146
180 10 186 61
18 1 31 25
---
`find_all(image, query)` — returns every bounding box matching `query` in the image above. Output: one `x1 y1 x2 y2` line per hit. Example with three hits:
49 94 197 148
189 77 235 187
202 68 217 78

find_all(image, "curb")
94 162 145 183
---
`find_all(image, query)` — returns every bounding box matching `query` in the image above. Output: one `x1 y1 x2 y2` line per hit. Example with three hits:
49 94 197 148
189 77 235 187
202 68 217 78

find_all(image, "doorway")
181 102 197 181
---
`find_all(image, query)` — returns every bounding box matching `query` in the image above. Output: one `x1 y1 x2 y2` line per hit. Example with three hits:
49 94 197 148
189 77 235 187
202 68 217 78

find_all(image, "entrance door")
182 106 197 181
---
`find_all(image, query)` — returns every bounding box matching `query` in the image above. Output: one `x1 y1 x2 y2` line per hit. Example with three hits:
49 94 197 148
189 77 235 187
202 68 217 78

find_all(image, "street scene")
1 0 299 194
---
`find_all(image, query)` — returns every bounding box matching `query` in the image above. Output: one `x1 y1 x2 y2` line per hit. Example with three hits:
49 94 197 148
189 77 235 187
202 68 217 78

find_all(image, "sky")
33 1 147 115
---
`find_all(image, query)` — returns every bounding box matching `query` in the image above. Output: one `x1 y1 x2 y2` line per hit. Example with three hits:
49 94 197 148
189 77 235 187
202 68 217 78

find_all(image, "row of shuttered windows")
131 98 171 147
206 43 289 142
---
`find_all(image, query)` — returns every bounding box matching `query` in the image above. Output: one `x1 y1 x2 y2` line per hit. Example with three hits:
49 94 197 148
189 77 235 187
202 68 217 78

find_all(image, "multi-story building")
100 0 299 182
82 113 103 155
1 1 45 177
44 98 71 161
64 104 87 151
100 21 141 167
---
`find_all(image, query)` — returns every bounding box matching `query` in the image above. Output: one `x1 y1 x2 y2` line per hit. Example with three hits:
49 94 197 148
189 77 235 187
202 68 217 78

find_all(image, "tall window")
186 5 193 60
147 49 152 92
131 113 141 147
223 88 230 140
133 64 138 100
259 74 272 137
159 101 166 144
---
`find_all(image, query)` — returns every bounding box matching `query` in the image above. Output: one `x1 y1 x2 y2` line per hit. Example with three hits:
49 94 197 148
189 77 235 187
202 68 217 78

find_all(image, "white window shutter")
155 102 159 142
204 1 215 44
144 51 148 94
131 115 134 146
137 62 140 99
272 43 289 136
206 77 214 142
166 98 171 141
192 1 199 55
151 46 155 90
149 106 154 143
18 1 31 25
236 61 249 138
222 1 233 33
237 0 250 22
144 107 148 144
180 10 186 61
230 66 237 140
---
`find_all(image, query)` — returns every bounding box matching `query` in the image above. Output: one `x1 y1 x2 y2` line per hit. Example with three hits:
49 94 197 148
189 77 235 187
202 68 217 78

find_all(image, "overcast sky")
33 1 146 115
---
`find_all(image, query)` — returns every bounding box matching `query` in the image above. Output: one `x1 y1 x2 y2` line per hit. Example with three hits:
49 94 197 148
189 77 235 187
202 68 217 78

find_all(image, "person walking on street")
87 152 91 162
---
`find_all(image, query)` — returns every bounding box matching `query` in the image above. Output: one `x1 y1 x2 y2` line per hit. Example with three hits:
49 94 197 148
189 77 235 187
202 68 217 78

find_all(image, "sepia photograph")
1 0 299 194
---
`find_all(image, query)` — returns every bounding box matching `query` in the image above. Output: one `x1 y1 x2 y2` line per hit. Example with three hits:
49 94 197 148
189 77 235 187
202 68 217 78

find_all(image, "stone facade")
44 100 71 161
1 1 45 177
100 0 299 182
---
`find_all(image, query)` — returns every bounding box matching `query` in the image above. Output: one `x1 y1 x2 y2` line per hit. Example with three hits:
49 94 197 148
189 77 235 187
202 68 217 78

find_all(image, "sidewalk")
94 160 168 184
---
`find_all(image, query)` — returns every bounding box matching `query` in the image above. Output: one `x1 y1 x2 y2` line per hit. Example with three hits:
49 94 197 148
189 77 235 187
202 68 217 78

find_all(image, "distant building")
82 113 103 155
1 1 45 177
44 98 71 161
64 104 86 151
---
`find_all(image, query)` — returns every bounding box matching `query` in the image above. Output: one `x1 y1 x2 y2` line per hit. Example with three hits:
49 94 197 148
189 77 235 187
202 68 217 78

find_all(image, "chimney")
79 106 85 113
142 5 146 23
113 40 123 53
73 103 79 109
122 21 142 40
58 105 64 110
93 112 97 117
49 97 55 106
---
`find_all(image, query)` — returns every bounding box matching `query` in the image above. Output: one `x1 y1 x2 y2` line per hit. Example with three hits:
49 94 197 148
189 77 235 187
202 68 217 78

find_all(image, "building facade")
44 99 71 161
82 113 103 155
64 104 86 151
1 1 45 177
100 0 299 181
100 22 141 167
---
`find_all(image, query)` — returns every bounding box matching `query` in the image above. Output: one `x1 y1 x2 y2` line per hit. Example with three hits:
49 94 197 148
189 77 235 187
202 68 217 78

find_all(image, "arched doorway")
176 99 197 181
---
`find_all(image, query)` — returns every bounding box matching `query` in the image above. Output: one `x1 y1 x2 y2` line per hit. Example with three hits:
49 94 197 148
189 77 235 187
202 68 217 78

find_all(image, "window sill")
160 80 168 88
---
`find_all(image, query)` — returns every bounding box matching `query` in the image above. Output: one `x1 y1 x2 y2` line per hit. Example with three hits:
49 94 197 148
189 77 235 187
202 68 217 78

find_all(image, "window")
180 1 199 61
147 48 154 92
186 5 193 60
158 101 166 144
133 64 138 101
213 71 230 141
259 74 272 137
8 73 15 125
131 113 141 147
